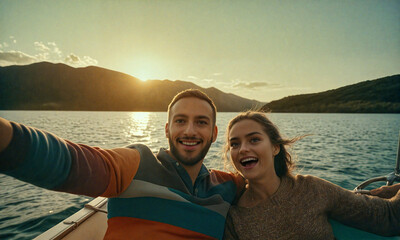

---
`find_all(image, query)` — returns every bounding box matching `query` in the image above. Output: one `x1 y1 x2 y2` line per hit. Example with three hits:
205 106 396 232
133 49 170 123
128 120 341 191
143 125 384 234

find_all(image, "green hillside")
262 75 400 113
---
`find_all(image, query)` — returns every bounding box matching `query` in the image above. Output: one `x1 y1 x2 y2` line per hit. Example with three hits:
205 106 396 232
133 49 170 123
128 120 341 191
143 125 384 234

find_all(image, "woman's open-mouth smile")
240 157 259 169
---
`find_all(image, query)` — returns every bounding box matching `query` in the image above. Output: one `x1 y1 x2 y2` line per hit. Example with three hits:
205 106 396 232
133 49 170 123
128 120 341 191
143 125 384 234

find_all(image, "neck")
241 174 281 207
181 162 203 185
166 150 203 185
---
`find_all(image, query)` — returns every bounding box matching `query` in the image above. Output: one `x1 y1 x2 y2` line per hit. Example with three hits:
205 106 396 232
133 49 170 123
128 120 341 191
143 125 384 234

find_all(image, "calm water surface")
0 111 399 239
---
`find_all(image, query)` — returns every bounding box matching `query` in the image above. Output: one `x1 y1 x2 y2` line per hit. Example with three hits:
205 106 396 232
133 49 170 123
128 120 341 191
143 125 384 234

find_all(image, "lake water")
0 111 399 239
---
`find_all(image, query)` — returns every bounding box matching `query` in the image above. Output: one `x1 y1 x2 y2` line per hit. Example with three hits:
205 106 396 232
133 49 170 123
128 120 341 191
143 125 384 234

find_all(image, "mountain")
262 75 400 113
0 62 262 112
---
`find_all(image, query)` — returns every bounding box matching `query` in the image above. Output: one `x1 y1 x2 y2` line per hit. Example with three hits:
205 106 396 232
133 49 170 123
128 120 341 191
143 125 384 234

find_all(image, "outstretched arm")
327 180 400 236
0 118 139 198
370 183 400 199
0 117 13 153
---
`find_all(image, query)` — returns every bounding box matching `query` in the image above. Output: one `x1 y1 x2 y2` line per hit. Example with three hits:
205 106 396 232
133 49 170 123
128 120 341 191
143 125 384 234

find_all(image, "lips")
240 157 258 168
178 138 202 149
181 141 199 146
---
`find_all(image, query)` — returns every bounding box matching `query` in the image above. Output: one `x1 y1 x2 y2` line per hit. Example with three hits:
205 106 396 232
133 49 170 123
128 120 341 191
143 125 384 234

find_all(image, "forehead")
169 97 214 119
229 119 264 137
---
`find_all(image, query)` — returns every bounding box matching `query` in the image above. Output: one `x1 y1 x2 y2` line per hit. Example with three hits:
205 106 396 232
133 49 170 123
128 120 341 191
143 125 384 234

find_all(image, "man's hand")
0 117 13 153
370 183 400 199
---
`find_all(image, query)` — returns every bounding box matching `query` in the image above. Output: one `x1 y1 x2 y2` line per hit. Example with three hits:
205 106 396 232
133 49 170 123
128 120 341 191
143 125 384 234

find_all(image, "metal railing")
354 131 400 193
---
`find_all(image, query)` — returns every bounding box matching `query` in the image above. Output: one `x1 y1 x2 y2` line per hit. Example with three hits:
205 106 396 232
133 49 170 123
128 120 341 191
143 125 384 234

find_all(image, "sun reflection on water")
126 112 151 138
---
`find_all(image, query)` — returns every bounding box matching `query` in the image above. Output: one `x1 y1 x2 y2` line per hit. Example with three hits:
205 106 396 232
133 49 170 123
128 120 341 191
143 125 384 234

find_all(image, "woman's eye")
250 138 260 143
230 142 239 148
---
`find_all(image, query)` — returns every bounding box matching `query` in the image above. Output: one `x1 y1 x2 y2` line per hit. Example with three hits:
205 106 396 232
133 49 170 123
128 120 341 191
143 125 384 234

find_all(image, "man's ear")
165 122 169 138
212 125 218 142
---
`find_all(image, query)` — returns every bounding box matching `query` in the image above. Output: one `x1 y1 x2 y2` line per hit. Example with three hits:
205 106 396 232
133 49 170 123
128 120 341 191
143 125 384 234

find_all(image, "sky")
0 0 399 102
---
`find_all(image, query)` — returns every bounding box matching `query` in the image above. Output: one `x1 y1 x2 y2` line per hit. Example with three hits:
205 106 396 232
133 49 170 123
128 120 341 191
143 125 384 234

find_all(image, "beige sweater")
224 175 400 240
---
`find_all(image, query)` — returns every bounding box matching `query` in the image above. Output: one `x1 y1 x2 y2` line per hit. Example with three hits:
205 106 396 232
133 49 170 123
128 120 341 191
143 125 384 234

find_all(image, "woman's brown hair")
224 111 303 177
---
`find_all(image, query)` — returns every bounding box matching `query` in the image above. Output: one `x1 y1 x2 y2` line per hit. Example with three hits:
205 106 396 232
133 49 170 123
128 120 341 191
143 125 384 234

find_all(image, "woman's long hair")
223 111 305 177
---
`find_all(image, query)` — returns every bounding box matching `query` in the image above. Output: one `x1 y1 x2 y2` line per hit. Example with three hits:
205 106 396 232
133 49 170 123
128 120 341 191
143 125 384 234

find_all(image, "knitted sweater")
224 175 400 240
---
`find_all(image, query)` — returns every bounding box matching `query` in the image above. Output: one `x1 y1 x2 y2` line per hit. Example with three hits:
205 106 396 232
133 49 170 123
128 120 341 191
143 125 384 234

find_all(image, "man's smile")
178 138 202 149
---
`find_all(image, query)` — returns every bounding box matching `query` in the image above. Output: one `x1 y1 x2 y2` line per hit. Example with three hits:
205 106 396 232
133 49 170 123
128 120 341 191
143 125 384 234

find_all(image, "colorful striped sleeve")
209 170 245 200
0 122 139 197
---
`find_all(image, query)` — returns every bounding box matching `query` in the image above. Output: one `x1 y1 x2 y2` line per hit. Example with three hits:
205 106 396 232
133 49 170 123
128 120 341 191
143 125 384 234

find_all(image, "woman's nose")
239 142 249 154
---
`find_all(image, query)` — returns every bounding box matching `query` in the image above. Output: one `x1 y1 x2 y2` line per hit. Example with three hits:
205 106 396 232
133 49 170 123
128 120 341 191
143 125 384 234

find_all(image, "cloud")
0 50 37 66
34 41 50 52
65 54 80 63
212 72 222 76
32 41 62 61
0 37 98 68
47 42 62 57
64 53 98 67
187 76 198 80
203 78 214 83
233 81 280 89
82 56 98 65
9 36 16 44
36 52 49 61
54 47 62 57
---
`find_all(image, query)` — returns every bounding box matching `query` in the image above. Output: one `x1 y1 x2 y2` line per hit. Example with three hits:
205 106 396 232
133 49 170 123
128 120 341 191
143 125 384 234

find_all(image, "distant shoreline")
1 62 398 113
1 109 399 114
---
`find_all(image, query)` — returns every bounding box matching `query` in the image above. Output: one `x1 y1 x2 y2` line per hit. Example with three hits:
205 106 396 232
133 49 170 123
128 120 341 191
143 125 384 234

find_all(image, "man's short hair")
167 89 217 125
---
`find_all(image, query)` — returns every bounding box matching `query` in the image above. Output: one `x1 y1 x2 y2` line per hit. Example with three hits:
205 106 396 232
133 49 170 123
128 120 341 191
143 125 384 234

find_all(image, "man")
0 89 243 239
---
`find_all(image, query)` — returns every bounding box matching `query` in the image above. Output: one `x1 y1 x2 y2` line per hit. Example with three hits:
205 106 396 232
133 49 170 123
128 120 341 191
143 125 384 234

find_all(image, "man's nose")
183 122 196 135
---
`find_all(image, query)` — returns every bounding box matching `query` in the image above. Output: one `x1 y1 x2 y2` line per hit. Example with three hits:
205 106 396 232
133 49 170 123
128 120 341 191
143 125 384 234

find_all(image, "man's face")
165 97 218 167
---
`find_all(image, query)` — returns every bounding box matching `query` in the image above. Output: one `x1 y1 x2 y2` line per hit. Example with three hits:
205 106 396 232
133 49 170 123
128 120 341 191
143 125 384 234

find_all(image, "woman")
223 111 400 240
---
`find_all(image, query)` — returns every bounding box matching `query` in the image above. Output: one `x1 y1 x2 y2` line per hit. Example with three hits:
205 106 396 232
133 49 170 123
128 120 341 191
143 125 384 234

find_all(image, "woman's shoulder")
293 174 327 184
292 174 340 191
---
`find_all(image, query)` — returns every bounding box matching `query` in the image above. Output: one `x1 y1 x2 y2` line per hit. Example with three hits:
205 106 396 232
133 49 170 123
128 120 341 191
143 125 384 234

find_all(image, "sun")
125 58 163 82
129 67 159 82
131 70 151 82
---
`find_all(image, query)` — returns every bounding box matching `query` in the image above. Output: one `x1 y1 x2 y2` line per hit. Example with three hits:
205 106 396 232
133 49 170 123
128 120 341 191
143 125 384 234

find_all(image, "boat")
34 197 108 240
35 136 400 240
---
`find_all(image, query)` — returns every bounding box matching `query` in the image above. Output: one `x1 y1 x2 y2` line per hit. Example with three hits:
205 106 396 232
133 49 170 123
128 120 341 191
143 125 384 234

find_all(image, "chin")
240 171 259 181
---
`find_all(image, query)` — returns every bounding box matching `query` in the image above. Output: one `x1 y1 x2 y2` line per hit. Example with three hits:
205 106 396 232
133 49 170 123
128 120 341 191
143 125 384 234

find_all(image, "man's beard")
168 136 213 166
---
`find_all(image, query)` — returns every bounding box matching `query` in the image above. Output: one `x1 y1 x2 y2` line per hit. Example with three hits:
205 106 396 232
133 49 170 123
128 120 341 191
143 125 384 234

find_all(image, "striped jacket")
0 122 243 239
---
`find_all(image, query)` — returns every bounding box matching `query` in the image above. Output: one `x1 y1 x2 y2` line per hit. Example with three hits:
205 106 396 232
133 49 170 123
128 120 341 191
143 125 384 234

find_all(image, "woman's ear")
273 144 280 156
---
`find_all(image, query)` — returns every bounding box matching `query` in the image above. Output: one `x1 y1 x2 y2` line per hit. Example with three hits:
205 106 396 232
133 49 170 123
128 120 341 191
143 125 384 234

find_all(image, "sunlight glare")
126 58 161 81
126 112 151 137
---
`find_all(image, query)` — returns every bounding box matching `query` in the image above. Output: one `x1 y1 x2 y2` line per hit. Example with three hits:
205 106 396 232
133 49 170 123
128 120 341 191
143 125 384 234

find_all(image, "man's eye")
175 119 185 124
198 120 208 125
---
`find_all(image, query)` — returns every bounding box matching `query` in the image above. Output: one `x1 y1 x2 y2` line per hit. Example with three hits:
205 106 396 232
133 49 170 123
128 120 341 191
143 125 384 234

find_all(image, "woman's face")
228 119 279 181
